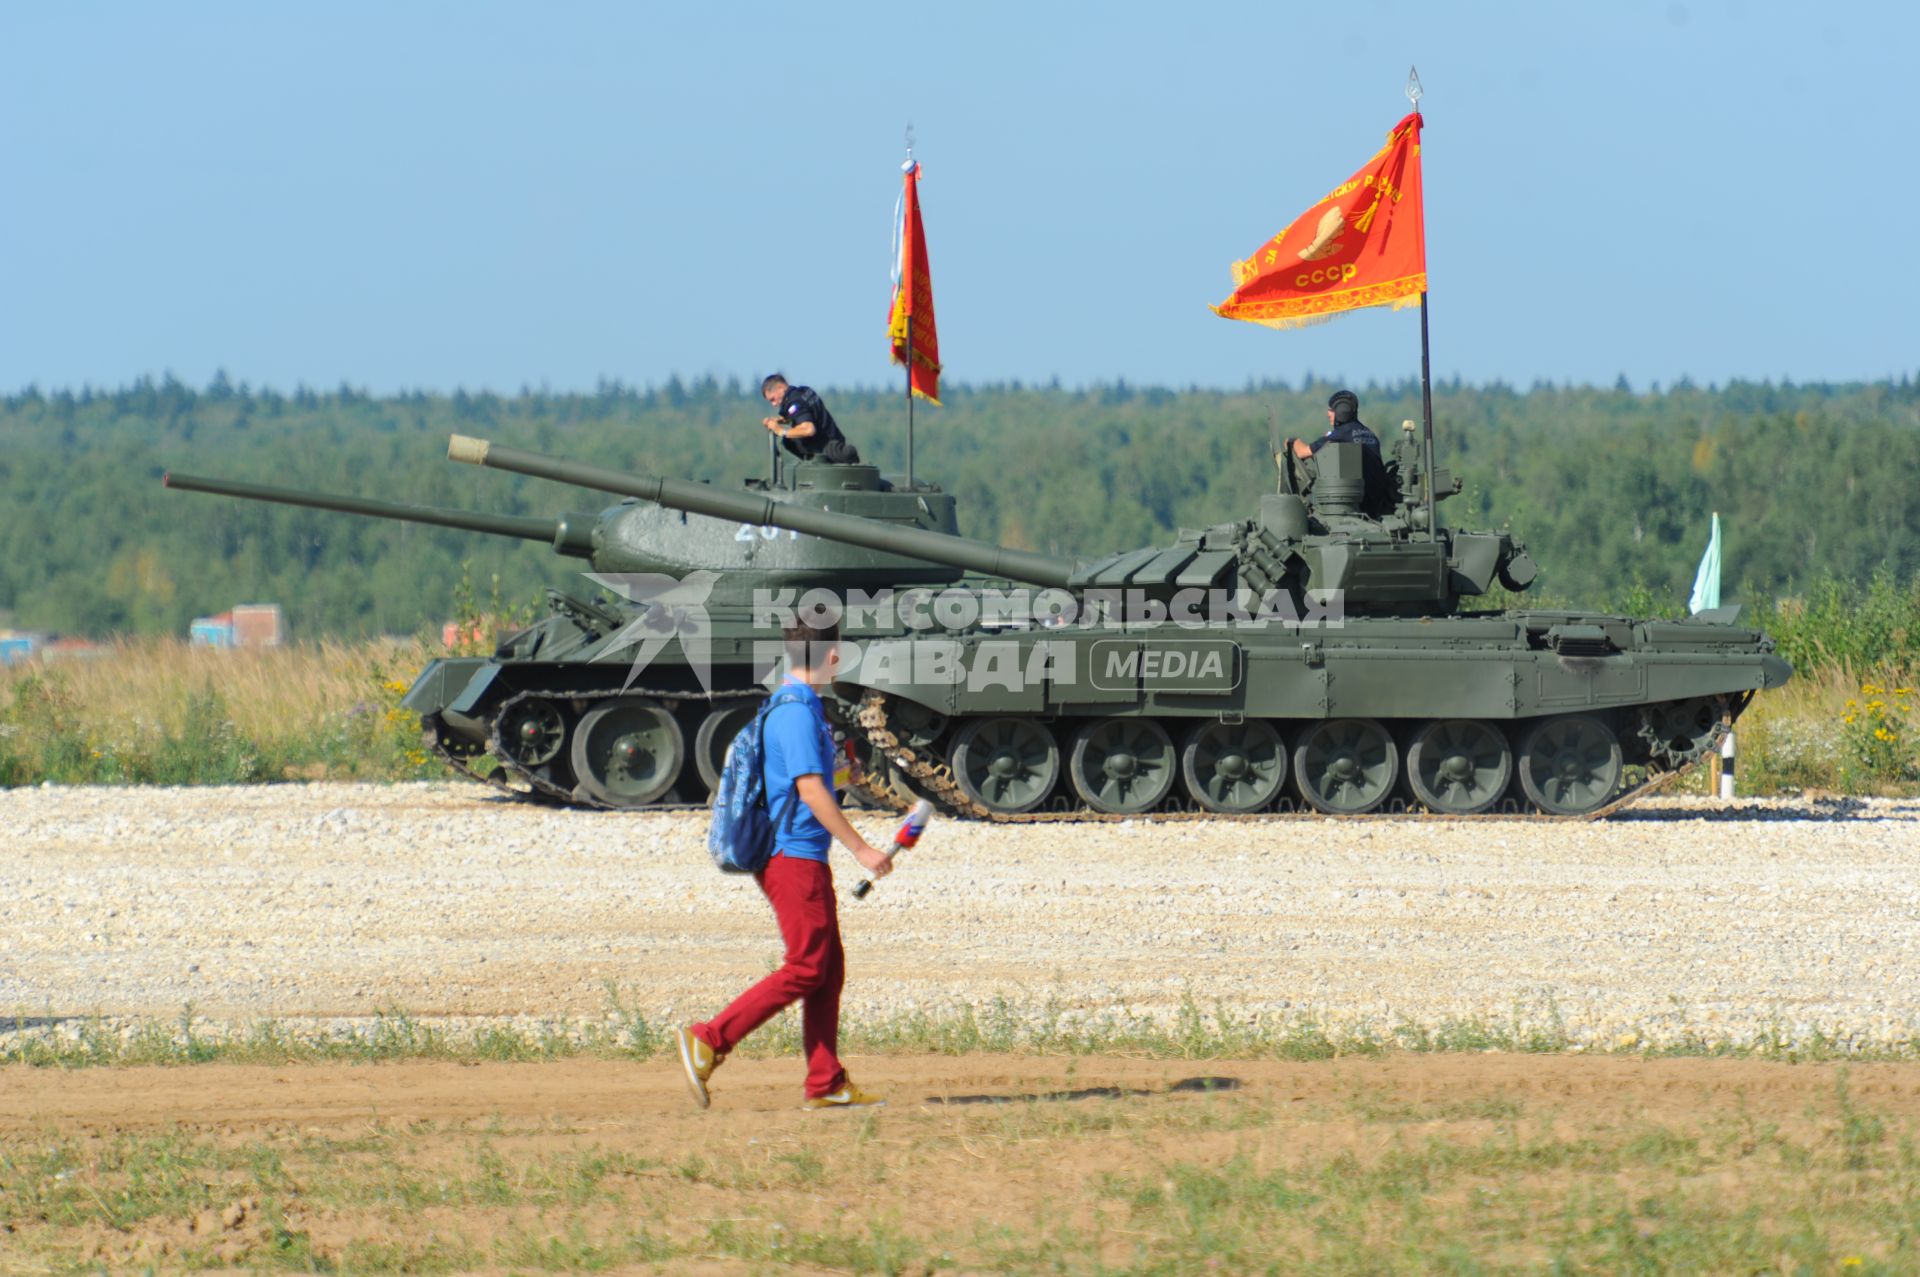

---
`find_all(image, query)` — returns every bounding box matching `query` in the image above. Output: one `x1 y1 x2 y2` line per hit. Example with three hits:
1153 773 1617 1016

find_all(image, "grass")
0 636 453 787
3 1068 1915 1274
1672 662 1919 796
7 991 1920 1070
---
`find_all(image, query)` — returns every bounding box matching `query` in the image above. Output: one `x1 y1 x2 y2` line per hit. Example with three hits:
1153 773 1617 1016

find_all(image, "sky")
3 1 1915 396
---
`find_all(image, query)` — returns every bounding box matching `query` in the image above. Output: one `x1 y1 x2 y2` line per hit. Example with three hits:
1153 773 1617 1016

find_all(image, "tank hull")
827 608 1788 819
843 610 1789 720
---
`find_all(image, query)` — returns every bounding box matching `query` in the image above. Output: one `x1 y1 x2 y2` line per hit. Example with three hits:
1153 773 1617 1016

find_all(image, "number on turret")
735 523 799 542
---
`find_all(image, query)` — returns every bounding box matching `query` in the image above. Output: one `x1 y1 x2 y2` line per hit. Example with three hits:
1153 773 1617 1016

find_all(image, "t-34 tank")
163 452 965 808
448 427 1793 819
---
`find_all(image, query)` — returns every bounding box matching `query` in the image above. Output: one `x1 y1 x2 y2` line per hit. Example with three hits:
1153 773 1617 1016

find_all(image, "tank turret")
445 434 1077 589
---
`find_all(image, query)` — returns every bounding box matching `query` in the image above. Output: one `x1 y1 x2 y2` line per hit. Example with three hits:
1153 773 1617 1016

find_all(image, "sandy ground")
10 1052 1920 1134
3 783 1918 1047
9 1052 1920 1136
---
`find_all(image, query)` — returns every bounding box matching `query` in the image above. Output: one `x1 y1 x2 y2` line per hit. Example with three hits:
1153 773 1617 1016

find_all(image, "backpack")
706 687 809 874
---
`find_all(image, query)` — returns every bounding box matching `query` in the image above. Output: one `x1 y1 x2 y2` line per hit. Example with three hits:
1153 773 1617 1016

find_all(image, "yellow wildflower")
1862 682 1883 695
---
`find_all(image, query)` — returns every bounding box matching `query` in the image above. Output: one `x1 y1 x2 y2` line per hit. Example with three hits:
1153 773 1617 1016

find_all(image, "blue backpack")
706 687 808 873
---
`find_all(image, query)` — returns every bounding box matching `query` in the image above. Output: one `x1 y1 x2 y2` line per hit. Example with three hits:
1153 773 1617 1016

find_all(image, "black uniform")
775 385 861 464
1309 419 1392 516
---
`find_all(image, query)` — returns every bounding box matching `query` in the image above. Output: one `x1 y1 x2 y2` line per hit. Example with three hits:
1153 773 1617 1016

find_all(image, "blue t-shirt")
763 678 835 862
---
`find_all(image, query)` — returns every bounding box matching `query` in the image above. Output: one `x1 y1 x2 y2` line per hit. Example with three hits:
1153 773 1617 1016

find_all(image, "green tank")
163 450 964 809
447 427 1793 819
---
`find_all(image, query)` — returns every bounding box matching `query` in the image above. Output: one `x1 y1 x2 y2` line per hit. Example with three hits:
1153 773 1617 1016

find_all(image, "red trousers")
692 853 846 1098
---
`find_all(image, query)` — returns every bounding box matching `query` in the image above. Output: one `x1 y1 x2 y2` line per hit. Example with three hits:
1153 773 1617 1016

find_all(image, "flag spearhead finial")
1405 66 1423 110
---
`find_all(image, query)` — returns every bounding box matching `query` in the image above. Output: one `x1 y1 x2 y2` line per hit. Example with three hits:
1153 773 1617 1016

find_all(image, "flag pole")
903 125 917 490
906 311 915 489
1420 291 1436 535
1408 67 1436 539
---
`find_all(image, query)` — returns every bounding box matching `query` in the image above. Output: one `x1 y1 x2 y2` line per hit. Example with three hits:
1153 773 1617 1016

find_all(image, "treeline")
1 373 1917 639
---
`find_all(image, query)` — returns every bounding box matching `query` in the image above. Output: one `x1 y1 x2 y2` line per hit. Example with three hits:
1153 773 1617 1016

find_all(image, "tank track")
842 753 918 814
853 689 1718 824
422 715 536 801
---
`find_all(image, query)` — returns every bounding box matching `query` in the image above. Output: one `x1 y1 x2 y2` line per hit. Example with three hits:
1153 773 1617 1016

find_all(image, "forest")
1 372 1916 640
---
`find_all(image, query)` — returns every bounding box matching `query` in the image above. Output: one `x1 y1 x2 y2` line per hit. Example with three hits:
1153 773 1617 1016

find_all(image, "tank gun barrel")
163 471 597 557
446 435 1079 588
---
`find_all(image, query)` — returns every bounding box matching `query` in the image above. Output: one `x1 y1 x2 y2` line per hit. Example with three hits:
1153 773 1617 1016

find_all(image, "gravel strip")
3 783 1916 1051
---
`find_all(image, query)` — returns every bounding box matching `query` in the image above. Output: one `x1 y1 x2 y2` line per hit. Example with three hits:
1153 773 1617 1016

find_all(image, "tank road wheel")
950 717 1060 816
1068 717 1177 815
1517 714 1624 817
692 703 759 793
570 700 685 808
496 699 566 768
1293 718 1399 815
1180 720 1287 814
1407 719 1514 816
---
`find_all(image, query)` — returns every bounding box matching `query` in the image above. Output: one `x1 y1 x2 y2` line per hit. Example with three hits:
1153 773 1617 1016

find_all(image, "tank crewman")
761 374 862 465
1290 389 1391 516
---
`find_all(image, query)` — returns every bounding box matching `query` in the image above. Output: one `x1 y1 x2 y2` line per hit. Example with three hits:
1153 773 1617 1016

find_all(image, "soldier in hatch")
1291 388 1391 516
760 373 862 464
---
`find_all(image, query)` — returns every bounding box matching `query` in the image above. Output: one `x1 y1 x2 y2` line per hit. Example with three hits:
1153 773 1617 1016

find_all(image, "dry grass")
0 637 446 784
1699 661 1918 796
14 637 431 747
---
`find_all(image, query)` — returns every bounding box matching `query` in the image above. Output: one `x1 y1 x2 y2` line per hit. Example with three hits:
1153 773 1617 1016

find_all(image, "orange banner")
888 161 941 403
1213 112 1425 329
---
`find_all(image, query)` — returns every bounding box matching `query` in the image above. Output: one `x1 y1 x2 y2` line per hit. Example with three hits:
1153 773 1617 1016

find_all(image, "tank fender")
447 663 506 715
401 658 491 714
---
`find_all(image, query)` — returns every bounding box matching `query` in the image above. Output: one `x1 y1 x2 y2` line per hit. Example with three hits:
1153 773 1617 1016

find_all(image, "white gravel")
2 782 1916 1051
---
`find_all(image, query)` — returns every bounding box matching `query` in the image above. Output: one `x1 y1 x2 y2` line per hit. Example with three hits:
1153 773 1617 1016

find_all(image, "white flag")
1688 513 1721 614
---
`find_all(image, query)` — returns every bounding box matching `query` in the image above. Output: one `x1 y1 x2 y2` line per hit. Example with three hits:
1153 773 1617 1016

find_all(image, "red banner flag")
1213 113 1426 329
888 161 941 403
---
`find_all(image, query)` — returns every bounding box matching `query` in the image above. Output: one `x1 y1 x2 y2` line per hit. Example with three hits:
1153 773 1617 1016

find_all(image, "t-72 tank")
447 427 1793 819
163 452 966 808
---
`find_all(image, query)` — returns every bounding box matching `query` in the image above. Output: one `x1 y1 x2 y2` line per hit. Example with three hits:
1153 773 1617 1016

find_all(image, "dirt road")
4 783 1917 1049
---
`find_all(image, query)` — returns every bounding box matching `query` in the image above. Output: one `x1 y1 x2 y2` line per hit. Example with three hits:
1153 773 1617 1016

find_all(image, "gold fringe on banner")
1212 275 1426 328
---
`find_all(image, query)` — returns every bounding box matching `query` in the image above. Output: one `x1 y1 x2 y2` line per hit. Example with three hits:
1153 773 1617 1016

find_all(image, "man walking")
676 619 893 1109
760 373 862 464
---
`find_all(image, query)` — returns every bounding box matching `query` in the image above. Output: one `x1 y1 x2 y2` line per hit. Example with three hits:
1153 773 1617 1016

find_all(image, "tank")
163 454 967 809
447 428 1794 819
